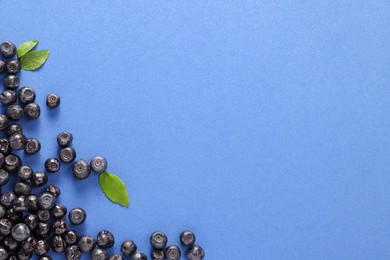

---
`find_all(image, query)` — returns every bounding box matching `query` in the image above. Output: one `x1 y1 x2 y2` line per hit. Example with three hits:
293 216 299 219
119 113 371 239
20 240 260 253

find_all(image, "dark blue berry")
9 133 26 150
53 219 68 235
46 184 61 197
46 93 60 108
0 219 13 236
24 138 41 154
65 245 81 260
0 60 6 73
36 222 51 238
97 230 115 248
78 235 96 252
21 235 37 251
6 60 20 74
121 240 137 256
0 90 17 106
51 204 67 219
57 131 73 147
0 192 17 208
13 180 32 196
13 195 28 212
0 169 10 186
151 250 165 260
51 235 66 253
44 157 60 173
109 254 124 260
187 245 205 260
0 114 8 130
59 147 76 163
92 248 109 260
72 159 91 179
37 210 51 222
34 239 49 256
3 75 19 90
23 103 41 120
11 223 30 242
68 207 86 225
90 156 107 173
7 123 23 136
17 166 33 180
4 154 21 172
131 252 147 260
27 194 38 212
37 192 56 210
7 105 23 121
0 248 7 259
0 138 10 155
18 86 36 104
3 236 19 251
0 41 16 58
64 230 78 245
31 172 48 187
24 214 38 230
150 231 168 250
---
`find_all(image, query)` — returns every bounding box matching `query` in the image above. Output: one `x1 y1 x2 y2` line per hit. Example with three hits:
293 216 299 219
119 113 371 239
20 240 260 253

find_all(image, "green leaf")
20 50 50 71
99 171 129 207
17 40 39 58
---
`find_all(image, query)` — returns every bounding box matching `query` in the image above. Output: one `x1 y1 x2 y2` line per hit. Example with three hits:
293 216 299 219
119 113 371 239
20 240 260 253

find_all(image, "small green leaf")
99 171 129 207
17 40 39 58
20 50 50 71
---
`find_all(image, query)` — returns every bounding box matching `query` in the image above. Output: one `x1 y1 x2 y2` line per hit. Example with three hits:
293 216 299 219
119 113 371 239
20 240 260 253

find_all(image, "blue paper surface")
1 1 389 259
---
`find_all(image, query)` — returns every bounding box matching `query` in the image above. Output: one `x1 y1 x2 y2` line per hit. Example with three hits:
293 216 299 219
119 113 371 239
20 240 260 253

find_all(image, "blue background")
1 1 389 259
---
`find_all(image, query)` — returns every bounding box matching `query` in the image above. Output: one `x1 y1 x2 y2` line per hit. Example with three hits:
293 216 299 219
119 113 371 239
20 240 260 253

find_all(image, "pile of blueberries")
0 40 205 260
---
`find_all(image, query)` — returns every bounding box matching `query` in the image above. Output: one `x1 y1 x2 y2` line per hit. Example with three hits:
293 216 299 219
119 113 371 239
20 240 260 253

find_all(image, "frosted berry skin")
59 147 76 163
31 172 48 187
92 248 109 260
6 60 20 74
0 41 16 58
44 158 61 173
46 93 60 108
165 245 181 260
24 138 41 154
121 240 137 256
65 244 82 260
4 154 21 172
37 192 56 210
68 207 86 225
72 159 91 179
9 133 26 150
150 231 168 250
57 131 73 147
90 156 107 173
187 245 205 260
97 230 115 248
3 75 19 90
0 192 17 208
0 115 8 131
0 169 10 186
23 103 41 120
11 223 30 242
78 235 96 252
151 250 165 260
131 252 147 260
18 86 36 104
64 230 78 245
51 204 67 219
34 239 49 256
0 90 16 106
7 105 23 121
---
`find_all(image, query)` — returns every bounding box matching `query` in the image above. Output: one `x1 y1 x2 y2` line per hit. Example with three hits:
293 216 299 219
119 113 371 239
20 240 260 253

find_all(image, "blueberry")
72 159 91 179
6 60 20 74
46 184 61 197
36 222 51 238
150 231 168 250
121 240 137 256
7 105 23 121
31 171 48 187
109 254 124 260
24 138 41 154
34 239 49 256
151 250 165 260
37 210 51 222
92 248 109 260
0 41 16 58
9 133 26 150
97 230 115 248
0 248 7 260
16 248 32 260
46 93 60 108
18 86 36 104
17 166 33 180
0 90 17 106
13 195 28 212
7 123 23 136
37 192 56 210
4 153 21 172
0 138 10 155
53 219 68 235
51 235 66 253
165 245 181 260
91 156 108 173
3 74 19 90
21 235 37 251
57 131 73 147
3 236 19 251
27 194 38 211
7 207 23 222
24 214 39 230
0 205 6 218
64 230 78 245
59 147 76 163
187 245 205 260
23 103 41 120
131 252 147 260
180 230 195 246
51 204 67 219
69 207 86 225
0 169 10 186
11 223 30 242
0 114 8 130
0 60 5 73
44 157 61 173
0 153 4 167
0 219 13 235
78 235 96 252
14 180 32 196
0 192 17 208
39 256 52 260
65 244 82 260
